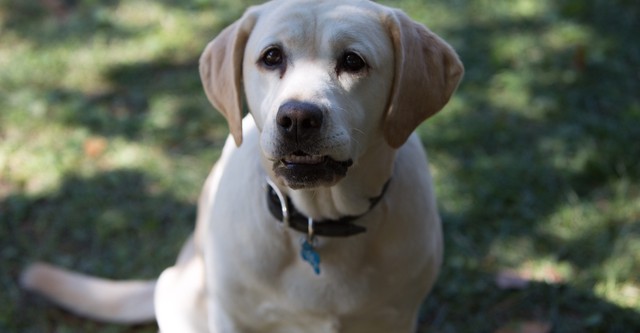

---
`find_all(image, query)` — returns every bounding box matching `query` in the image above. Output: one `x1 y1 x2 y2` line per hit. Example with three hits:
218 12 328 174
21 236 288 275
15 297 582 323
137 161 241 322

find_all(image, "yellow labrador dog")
21 0 463 332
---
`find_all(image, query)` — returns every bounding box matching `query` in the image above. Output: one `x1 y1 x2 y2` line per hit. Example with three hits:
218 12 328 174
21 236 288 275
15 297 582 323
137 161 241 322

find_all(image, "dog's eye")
261 47 284 68
340 52 367 73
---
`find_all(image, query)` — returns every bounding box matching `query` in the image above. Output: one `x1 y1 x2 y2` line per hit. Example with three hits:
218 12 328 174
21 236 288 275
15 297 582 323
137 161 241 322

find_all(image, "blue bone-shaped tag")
301 240 321 275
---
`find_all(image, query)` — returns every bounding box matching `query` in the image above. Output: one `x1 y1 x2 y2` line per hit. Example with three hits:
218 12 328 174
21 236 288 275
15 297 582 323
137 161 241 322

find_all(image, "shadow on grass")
421 277 640 332
2 0 231 153
0 0 138 47
41 59 229 153
0 0 254 48
2 169 194 332
416 0 640 331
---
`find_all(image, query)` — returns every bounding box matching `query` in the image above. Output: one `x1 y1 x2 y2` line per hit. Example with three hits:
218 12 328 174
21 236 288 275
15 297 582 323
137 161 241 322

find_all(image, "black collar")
266 179 390 238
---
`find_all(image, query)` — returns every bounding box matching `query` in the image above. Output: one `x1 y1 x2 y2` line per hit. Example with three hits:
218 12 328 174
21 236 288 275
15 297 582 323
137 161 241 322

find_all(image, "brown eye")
340 51 366 73
262 47 284 68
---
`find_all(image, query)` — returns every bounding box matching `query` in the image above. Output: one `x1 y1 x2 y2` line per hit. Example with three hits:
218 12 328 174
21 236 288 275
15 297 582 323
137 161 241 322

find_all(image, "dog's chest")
220 235 416 332
241 286 408 333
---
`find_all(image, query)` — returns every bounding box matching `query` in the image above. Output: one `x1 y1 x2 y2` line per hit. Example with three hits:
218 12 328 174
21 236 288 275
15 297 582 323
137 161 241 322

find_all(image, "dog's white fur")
21 0 463 332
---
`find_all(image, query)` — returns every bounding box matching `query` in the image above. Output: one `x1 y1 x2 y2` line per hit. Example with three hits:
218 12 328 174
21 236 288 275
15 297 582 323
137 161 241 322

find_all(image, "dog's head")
200 0 463 189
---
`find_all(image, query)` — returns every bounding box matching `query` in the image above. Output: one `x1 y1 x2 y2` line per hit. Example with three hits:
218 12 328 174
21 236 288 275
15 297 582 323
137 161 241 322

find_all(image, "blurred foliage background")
1 0 639 332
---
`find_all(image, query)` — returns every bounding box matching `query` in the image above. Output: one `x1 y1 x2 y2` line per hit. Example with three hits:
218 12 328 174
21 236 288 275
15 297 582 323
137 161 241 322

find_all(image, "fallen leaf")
572 44 586 72
495 321 552 333
495 270 530 290
41 0 71 21
84 137 108 158
538 265 564 284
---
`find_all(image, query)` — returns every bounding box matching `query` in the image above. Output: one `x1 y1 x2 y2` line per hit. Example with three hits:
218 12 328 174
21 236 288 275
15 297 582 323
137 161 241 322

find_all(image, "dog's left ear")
199 9 259 146
382 10 464 148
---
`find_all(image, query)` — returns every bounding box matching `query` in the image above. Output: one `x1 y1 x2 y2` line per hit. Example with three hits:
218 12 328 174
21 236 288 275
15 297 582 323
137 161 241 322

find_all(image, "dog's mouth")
283 152 327 166
274 151 353 189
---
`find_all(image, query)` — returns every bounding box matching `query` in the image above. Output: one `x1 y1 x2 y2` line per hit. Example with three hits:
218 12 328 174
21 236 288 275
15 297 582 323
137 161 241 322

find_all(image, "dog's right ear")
199 10 259 146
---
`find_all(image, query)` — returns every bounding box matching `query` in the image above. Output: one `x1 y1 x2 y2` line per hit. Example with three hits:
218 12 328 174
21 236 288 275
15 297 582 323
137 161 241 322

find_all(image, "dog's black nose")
276 101 323 142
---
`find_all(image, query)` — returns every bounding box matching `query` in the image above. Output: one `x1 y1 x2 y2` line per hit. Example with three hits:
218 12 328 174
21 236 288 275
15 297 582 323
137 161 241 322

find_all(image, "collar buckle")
266 178 290 228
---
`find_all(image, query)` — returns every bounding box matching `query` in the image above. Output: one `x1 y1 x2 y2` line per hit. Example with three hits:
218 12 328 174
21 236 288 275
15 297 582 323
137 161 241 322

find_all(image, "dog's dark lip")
273 151 354 189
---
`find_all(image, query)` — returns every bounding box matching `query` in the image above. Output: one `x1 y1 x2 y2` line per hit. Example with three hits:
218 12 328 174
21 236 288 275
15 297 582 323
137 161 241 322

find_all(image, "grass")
1 0 639 332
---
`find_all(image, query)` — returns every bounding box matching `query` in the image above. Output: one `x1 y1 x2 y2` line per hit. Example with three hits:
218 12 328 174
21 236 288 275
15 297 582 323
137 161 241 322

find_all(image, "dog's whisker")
350 127 366 136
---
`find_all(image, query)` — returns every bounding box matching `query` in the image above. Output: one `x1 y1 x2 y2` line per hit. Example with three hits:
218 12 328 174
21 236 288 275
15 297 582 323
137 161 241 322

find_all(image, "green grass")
1 0 639 332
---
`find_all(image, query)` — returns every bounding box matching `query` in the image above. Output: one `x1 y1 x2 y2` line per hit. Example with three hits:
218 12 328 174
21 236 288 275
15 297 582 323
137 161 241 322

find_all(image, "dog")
21 0 463 332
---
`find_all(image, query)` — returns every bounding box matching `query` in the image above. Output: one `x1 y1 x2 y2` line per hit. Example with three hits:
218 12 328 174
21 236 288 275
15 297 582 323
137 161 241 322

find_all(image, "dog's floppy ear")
199 10 259 146
382 10 464 148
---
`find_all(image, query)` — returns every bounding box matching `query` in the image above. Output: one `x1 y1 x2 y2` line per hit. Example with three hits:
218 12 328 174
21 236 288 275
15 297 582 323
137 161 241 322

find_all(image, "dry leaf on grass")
495 321 552 333
495 270 530 290
84 137 108 158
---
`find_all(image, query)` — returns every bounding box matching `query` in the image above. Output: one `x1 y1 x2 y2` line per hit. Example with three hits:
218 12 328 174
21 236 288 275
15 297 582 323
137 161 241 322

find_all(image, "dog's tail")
20 262 156 324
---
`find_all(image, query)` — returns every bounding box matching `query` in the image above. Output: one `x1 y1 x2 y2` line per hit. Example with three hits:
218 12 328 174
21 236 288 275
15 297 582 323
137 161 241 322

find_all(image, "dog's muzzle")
272 101 353 189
